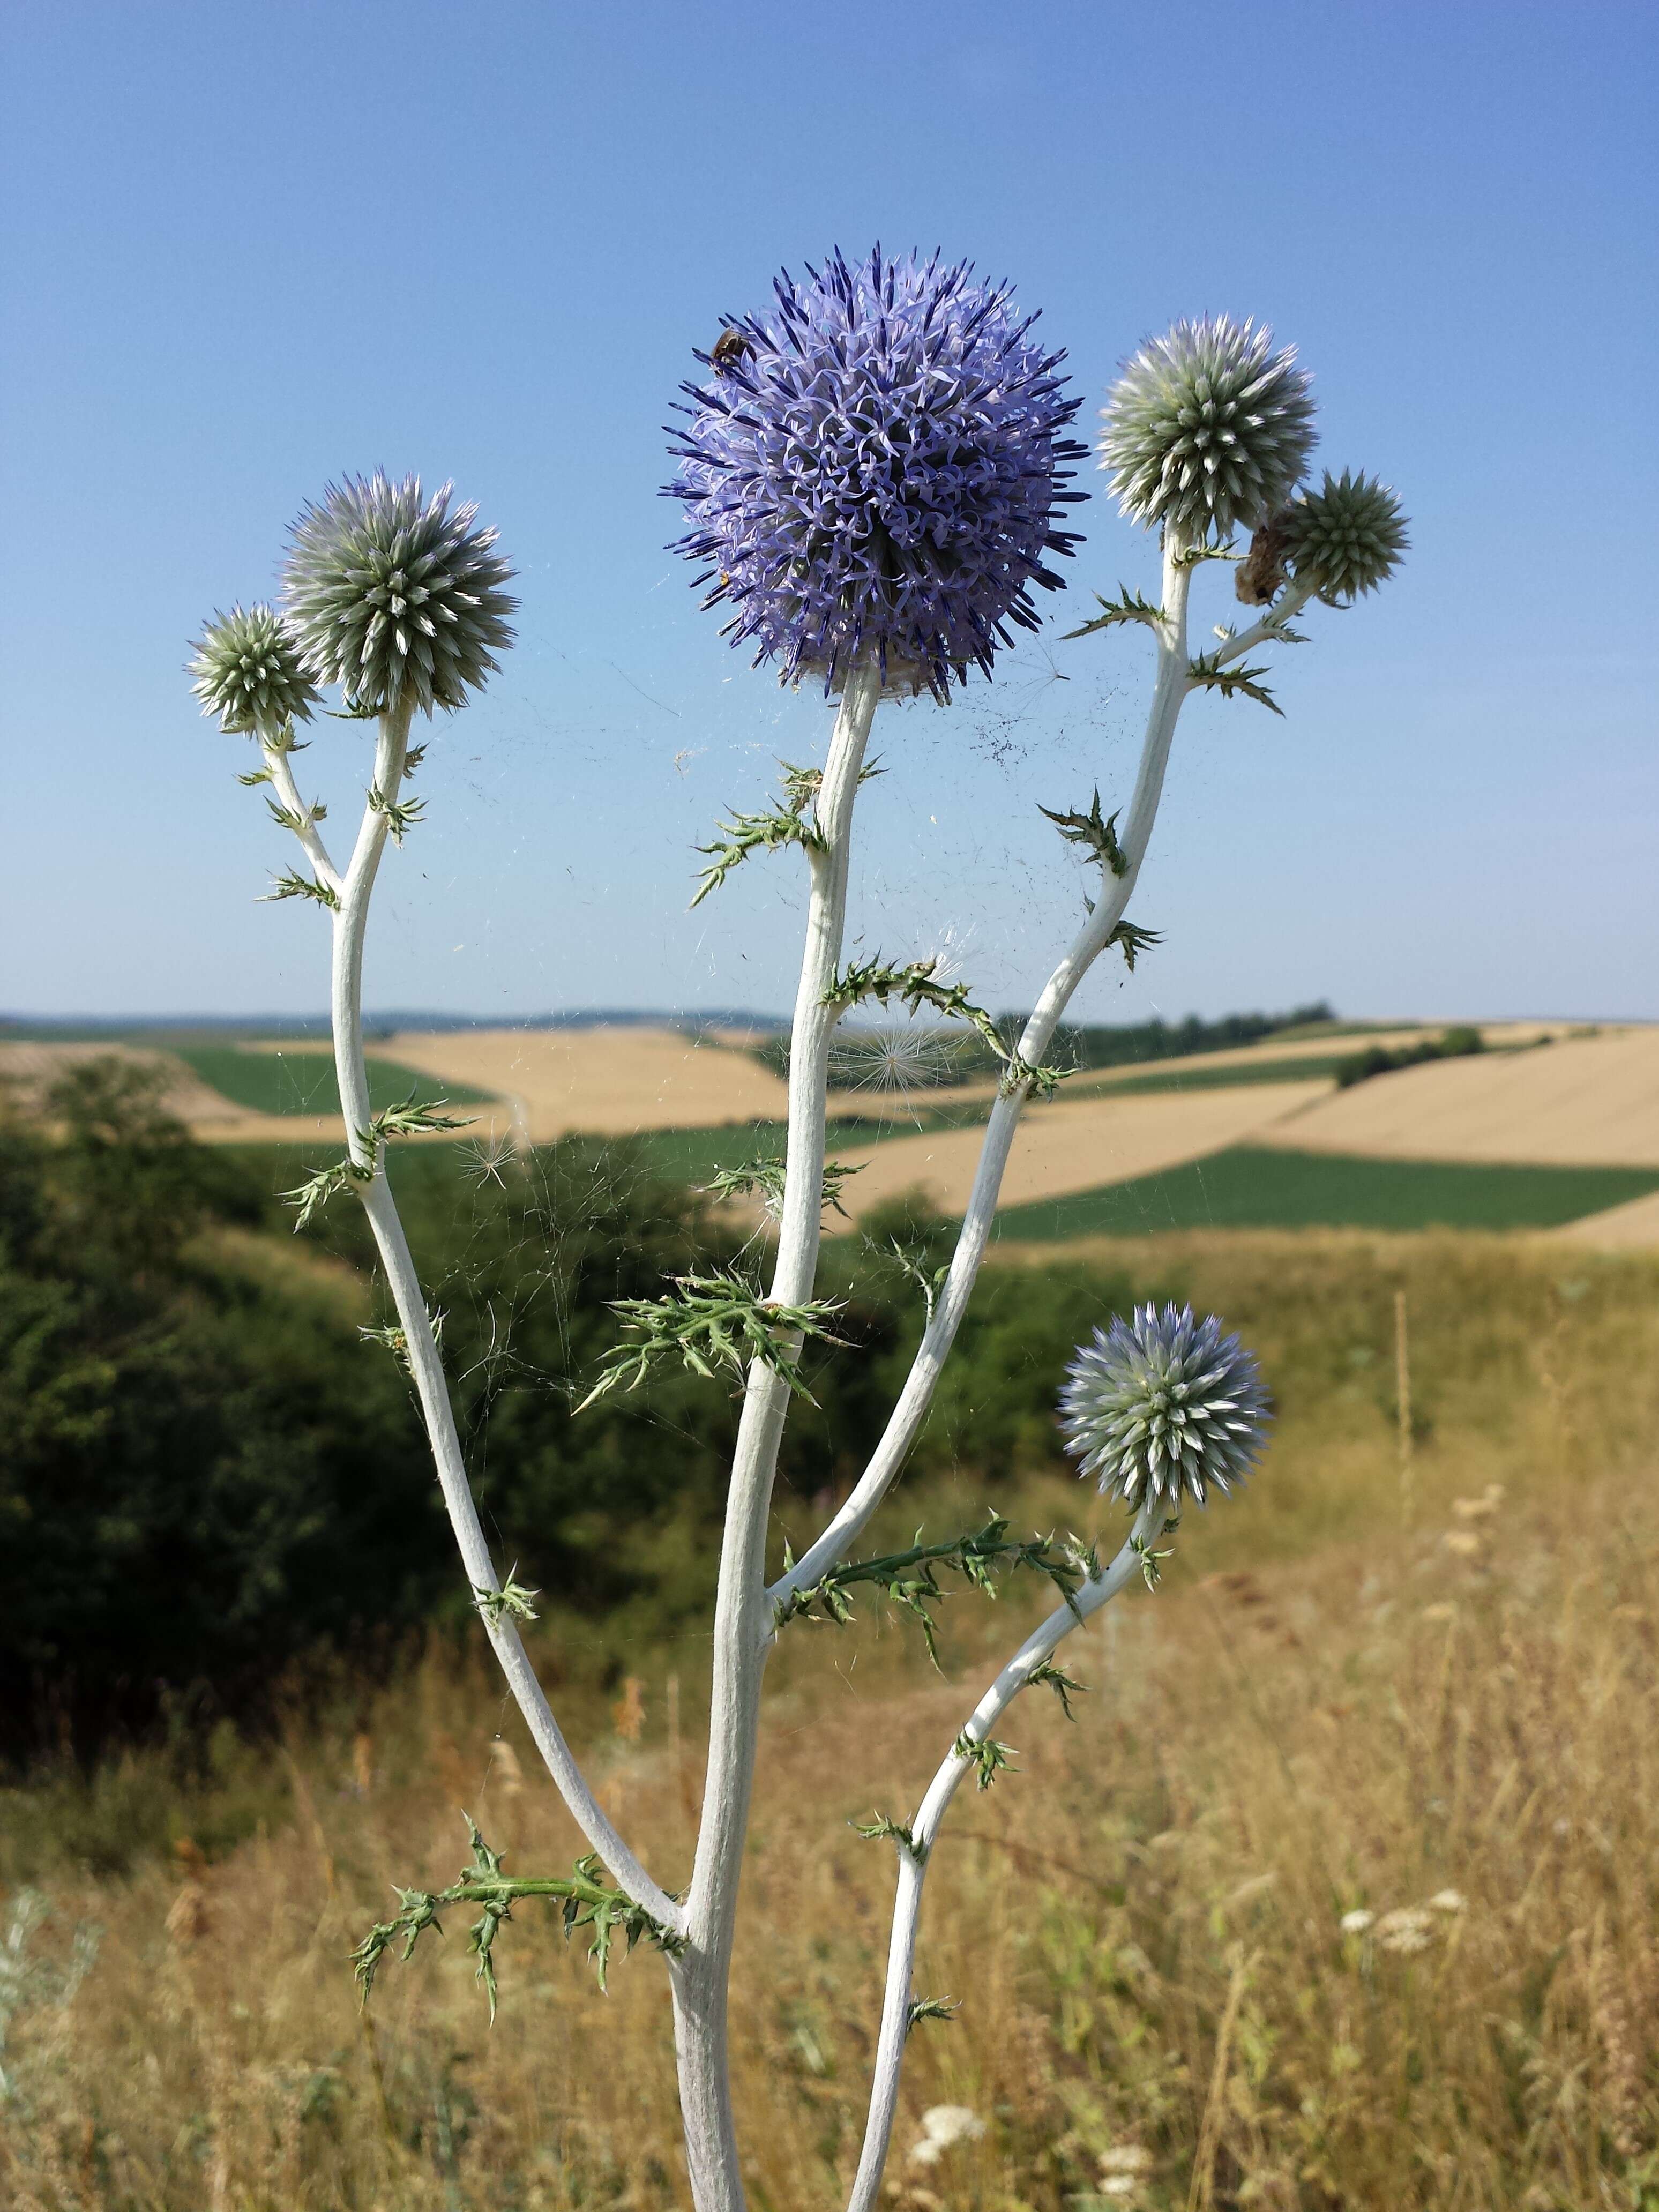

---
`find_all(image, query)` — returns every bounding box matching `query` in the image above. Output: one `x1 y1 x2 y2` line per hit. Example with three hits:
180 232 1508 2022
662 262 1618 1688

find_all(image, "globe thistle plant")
189 602 319 736
1281 467 1410 603
282 472 518 716
666 246 1088 699
1100 316 1317 543
1059 1303 1271 1509
199 270 1409 2212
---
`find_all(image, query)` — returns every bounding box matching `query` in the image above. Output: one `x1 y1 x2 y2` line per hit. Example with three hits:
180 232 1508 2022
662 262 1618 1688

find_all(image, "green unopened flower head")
1100 316 1317 544
1281 468 1409 602
189 603 320 736
282 473 517 716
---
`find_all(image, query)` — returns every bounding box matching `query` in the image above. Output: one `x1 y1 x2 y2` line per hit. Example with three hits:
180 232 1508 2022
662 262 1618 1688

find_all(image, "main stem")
671 661 883 2212
327 702 677 1929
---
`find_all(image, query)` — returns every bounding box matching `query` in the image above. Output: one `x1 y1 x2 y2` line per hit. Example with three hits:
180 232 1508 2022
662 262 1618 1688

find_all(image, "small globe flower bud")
667 246 1088 701
1281 468 1409 602
282 473 517 716
1059 1302 1269 1510
189 603 319 736
1100 317 1317 544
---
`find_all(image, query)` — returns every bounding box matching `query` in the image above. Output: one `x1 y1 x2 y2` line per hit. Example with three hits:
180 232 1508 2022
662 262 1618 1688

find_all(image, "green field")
992 1145 1659 1239
172 1045 496 1118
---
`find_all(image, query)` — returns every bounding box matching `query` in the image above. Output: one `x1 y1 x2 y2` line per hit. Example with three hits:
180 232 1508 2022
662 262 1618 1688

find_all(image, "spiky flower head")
189 603 320 736
1280 468 1409 603
281 473 517 716
1059 1302 1269 1510
666 246 1088 701
1100 317 1317 544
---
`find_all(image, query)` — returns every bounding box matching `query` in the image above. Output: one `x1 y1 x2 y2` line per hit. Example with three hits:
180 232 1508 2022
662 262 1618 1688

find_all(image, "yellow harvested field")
825 1080 1327 1226
384 1025 791 1144
1256 1027 1659 1168
1546 1189 1659 1250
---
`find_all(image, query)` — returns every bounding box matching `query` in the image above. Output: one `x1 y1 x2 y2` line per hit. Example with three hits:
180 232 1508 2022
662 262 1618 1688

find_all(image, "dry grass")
5 1236 1659 2211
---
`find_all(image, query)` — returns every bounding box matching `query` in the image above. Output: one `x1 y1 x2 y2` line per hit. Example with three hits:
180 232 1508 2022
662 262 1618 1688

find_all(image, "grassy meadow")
4 1230 1659 2210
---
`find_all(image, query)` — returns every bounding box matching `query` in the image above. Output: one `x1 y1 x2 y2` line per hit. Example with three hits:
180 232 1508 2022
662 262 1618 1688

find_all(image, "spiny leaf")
906 1994 960 2035
776 1517 1089 1664
282 1157 370 1230
577 1269 846 1409
474 1572 540 1626
954 1732 1014 1790
350 1818 684 2020
1108 918 1162 972
850 1813 929 1864
1061 585 1166 641
1186 651 1283 715
1027 1661 1087 1721
263 869 340 910
702 1156 861 1221
264 796 328 832
1039 789 1127 877
368 786 426 843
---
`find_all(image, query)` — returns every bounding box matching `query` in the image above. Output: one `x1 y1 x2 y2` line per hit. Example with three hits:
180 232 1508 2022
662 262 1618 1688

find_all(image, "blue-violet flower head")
1100 317 1317 544
281 473 517 716
1059 1302 1270 1510
665 246 1088 701
1281 468 1409 603
189 603 320 736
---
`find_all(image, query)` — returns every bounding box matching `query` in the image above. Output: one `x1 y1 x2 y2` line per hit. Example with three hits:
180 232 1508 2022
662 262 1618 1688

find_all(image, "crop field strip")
168 1044 497 1118
991 1145 1659 1241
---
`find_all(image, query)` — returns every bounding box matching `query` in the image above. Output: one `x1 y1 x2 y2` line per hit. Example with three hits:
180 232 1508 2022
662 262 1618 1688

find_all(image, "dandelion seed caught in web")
460 1132 516 1189
828 1026 962 1102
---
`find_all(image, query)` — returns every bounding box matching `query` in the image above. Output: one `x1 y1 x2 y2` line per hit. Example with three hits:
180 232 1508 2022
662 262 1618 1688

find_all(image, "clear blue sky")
3 0 1654 1026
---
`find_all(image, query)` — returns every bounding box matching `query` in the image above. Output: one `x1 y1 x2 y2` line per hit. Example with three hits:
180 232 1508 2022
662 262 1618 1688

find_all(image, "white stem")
846 1500 1162 2212
1215 579 1316 663
672 660 883 2212
772 539 1194 1611
326 701 679 1932
260 731 342 896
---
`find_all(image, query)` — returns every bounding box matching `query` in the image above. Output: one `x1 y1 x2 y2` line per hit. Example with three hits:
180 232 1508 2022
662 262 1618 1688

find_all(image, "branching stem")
314 701 680 1933
845 1500 1162 2212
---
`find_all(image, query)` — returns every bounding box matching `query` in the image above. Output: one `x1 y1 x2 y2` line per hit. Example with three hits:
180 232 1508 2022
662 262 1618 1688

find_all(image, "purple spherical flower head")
1059 1302 1271 1511
666 247 1088 701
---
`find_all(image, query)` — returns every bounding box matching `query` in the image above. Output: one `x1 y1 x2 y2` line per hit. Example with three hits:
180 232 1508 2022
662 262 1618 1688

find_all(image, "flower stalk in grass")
192 270 1405 2212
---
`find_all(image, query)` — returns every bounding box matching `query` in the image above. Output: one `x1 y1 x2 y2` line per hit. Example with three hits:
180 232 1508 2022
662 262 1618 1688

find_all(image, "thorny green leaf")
369 1093 474 1144
690 758 839 907
402 743 428 776
850 1813 929 1864
368 786 427 843
237 765 274 788
473 1572 540 1626
577 1269 846 1409
954 1733 1014 1791
350 1816 684 2022
1108 918 1162 973
883 1238 951 1324
1174 541 1240 569
1039 789 1127 877
1060 584 1167 641
702 1156 862 1221
774 1515 1093 1664
906 1995 960 2035
358 1308 444 1371
1185 651 1283 715
1129 1520 1180 1593
264 796 328 833
1027 1661 1087 1721
282 1156 370 1231
263 869 340 910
